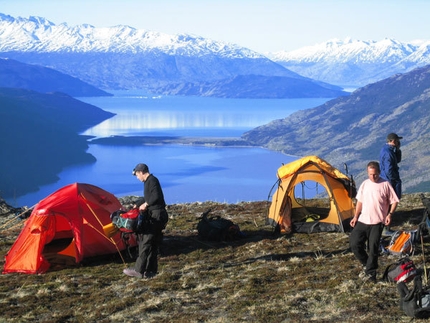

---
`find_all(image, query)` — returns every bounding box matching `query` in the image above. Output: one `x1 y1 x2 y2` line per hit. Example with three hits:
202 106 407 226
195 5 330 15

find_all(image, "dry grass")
1 194 430 323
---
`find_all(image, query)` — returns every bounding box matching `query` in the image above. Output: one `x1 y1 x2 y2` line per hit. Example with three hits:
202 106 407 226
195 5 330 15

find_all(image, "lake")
15 91 331 207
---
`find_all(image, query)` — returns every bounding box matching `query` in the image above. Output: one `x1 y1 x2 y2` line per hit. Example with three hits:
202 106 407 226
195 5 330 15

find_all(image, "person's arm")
134 197 145 208
384 202 398 226
395 147 402 163
141 176 164 210
385 150 400 181
350 201 362 227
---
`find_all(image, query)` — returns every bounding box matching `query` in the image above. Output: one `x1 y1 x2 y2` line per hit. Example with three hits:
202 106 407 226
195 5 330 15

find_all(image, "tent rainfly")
3 183 135 274
268 156 356 234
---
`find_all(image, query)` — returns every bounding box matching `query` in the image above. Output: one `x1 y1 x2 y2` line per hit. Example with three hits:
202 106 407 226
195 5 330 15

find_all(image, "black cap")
132 163 149 175
387 133 403 141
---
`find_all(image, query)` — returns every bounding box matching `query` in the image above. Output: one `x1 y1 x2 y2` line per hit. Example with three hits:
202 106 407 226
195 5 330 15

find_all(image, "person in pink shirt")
349 161 399 283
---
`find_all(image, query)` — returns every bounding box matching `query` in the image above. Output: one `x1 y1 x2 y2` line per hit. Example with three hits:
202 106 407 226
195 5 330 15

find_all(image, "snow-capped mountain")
3 13 426 93
0 13 344 97
267 38 430 86
0 13 261 58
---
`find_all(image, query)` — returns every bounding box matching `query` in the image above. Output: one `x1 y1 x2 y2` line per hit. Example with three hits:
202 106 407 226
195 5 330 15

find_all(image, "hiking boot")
143 271 156 279
123 268 143 278
358 267 367 279
361 273 377 283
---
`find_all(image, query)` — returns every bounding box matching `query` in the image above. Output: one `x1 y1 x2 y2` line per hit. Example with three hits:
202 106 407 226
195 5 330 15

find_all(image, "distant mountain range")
0 13 345 98
242 65 430 193
268 38 430 87
2 14 429 94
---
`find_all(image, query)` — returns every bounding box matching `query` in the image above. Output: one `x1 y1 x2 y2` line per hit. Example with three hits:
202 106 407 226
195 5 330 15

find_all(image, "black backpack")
383 257 417 284
397 275 430 319
197 209 242 241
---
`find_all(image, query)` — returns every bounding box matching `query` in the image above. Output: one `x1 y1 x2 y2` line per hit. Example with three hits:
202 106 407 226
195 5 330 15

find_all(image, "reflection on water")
82 110 255 136
79 91 330 138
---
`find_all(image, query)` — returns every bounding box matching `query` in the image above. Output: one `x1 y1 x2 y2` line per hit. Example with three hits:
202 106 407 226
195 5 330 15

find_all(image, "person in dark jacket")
379 133 403 236
379 133 403 199
123 163 168 279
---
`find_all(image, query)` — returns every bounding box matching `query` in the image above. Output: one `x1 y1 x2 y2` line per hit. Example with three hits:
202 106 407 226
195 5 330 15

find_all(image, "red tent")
3 183 135 274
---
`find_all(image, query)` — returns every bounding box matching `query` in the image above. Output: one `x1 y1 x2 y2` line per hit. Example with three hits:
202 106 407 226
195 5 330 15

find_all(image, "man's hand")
139 202 148 211
385 213 392 226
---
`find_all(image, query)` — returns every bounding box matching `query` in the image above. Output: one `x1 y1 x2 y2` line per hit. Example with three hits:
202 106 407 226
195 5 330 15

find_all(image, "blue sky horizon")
1 0 429 53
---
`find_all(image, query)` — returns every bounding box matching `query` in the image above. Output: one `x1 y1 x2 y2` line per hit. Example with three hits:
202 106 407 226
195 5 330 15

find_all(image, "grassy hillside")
1 193 430 322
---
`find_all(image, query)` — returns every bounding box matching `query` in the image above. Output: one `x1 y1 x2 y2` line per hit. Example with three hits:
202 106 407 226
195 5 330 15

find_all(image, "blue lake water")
15 91 331 207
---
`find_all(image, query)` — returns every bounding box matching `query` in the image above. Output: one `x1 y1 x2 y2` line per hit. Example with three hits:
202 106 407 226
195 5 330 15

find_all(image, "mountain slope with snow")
0 14 344 98
268 38 430 86
0 13 262 57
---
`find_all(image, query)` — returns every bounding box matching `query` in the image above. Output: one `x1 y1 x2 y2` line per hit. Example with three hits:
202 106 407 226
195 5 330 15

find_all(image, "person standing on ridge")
379 133 403 199
123 163 168 279
379 133 403 236
349 161 399 283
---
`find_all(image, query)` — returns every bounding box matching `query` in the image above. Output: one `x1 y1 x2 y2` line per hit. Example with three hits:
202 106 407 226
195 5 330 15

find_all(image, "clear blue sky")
1 0 429 53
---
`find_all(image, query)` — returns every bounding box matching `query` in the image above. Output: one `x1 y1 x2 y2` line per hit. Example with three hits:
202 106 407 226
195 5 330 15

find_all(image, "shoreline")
88 135 256 147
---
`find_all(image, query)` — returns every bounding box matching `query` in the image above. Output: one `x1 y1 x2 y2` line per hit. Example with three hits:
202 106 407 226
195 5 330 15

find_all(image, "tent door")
42 215 77 267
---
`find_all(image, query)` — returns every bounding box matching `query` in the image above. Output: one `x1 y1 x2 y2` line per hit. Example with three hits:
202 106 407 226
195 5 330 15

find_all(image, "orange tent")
3 183 134 274
268 156 356 234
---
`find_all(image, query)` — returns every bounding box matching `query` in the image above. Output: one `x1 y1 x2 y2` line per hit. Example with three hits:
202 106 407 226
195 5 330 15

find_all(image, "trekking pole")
421 232 428 285
344 163 355 222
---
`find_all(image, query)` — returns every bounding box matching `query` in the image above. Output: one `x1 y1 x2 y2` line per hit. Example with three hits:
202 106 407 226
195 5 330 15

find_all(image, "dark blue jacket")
379 143 402 199
379 143 401 182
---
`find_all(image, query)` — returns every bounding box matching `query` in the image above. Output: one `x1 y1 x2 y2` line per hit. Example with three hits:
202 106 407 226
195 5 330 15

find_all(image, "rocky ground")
1 193 430 322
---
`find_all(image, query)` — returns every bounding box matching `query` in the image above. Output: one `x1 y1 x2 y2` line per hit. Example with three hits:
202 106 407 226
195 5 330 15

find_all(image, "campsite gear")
383 258 417 284
419 194 430 284
2 183 137 274
397 275 430 319
103 222 119 238
421 231 428 285
420 193 430 235
197 209 242 241
381 226 395 237
111 208 146 233
385 230 418 256
267 156 356 234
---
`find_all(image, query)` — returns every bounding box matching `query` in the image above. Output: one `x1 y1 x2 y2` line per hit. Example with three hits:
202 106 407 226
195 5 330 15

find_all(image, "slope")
242 65 430 192
0 88 115 199
0 58 112 97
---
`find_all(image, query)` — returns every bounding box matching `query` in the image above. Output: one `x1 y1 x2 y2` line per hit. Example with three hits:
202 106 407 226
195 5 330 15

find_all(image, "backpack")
197 209 242 241
111 209 147 233
385 230 417 256
397 275 430 318
383 257 417 284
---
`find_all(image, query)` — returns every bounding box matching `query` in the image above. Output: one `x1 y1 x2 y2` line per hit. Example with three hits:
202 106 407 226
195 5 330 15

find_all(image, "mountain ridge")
0 57 112 97
0 88 116 198
242 65 430 193
0 13 347 98
2 14 430 92
268 38 430 86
